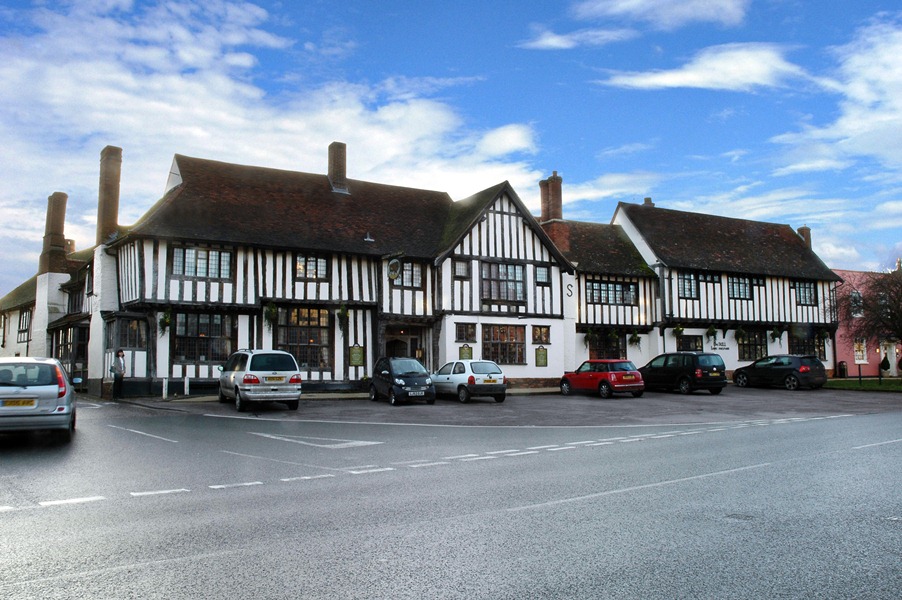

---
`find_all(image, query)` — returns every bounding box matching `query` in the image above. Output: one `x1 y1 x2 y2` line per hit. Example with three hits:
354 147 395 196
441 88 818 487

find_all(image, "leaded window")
481 263 526 303
172 247 232 279
482 325 526 364
173 314 233 362
296 254 330 280
678 272 699 299
277 308 332 370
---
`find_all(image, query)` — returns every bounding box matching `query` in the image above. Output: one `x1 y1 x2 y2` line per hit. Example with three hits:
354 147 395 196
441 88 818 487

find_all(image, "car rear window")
800 357 823 368
470 361 502 375
249 354 298 371
697 354 725 368
610 361 637 372
0 364 56 386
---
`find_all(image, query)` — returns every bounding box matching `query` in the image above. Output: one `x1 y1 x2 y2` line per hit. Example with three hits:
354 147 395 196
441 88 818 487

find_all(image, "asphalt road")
1 387 900 599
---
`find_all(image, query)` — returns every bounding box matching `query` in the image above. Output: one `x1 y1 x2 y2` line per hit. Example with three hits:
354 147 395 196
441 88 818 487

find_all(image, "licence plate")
409 391 424 396
484 379 496 384
264 376 285 383
622 375 635 380
2 399 36 407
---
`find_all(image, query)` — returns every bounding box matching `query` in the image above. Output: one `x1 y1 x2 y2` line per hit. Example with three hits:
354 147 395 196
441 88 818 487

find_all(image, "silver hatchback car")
432 359 508 403
0 357 80 443
218 349 303 412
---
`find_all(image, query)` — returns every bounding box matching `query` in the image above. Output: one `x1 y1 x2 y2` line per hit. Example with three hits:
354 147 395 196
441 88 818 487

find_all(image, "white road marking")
587 442 614 447
504 451 540 456
280 474 335 481
852 438 902 450
566 441 597 446
547 446 577 451
460 456 497 461
508 463 772 512
39 496 106 507
650 434 675 439
408 462 451 468
444 453 480 459
130 489 191 497
485 449 522 454
619 438 643 443
1 506 16 512
209 482 262 489
107 424 178 443
249 432 382 448
527 445 559 450
678 431 702 436
346 467 395 474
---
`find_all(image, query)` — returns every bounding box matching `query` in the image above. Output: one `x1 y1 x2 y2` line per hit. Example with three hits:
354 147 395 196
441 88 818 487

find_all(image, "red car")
560 359 645 398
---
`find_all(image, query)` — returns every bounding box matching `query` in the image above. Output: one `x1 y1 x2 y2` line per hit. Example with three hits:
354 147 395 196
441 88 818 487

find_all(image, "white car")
432 359 508 403
0 357 80 443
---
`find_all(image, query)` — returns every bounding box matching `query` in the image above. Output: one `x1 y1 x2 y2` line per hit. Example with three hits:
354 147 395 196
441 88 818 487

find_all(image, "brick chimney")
96 145 122 245
38 192 69 275
643 197 655 207
328 141 348 193
797 224 811 249
539 171 562 222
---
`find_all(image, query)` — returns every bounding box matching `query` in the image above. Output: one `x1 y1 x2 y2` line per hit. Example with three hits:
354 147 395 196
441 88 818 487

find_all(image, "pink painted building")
832 267 901 378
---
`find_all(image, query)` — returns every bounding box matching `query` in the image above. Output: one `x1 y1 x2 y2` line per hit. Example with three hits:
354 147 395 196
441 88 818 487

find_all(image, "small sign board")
459 344 472 360
536 346 548 367
350 344 365 367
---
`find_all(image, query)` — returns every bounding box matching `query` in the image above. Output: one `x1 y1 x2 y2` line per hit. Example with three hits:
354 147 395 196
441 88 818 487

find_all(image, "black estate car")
733 354 827 390
639 352 727 395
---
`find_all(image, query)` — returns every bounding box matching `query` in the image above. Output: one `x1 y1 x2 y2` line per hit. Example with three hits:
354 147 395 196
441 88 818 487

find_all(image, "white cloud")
599 43 808 91
572 0 751 30
518 26 637 50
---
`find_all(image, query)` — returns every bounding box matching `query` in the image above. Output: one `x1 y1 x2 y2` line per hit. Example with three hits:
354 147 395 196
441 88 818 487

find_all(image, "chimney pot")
539 171 563 222
797 224 812 249
643 197 655 207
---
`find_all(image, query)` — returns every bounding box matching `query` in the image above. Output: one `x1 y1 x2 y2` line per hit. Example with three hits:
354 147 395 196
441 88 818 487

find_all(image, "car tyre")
735 372 748 388
426 397 435 405
389 390 400 406
369 385 379 402
784 374 800 391
678 377 692 395
598 382 613 399
631 391 644 398
54 413 75 444
709 388 723 395
285 400 299 411
218 386 229 403
457 386 471 403
494 394 506 403
235 389 249 412
560 380 572 396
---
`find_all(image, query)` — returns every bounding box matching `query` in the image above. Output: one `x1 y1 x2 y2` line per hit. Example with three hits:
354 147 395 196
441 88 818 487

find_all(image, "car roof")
585 359 633 363
0 356 58 364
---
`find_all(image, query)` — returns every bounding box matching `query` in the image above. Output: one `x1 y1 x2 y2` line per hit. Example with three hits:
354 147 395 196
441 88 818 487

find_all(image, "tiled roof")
543 220 653 277
617 202 840 281
0 275 36 311
127 155 456 259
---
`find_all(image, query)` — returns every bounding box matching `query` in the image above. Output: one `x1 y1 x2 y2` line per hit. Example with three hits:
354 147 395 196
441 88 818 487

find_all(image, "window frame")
587 280 638 306
727 276 753 300
295 253 330 281
481 263 526 304
678 272 699 300
172 246 232 280
481 324 526 365
391 260 424 289
172 313 234 363
275 307 333 371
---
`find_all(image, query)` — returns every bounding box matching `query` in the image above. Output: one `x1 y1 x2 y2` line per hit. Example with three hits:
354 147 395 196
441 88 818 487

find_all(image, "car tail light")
289 374 303 384
242 374 260 385
695 368 703 379
799 365 810 373
468 375 476 385
55 366 67 399
503 377 509 386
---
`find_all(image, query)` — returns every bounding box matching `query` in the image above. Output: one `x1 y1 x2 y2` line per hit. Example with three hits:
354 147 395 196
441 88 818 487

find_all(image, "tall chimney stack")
38 192 69 275
96 145 122 245
328 141 348 193
797 224 811 249
539 171 563 222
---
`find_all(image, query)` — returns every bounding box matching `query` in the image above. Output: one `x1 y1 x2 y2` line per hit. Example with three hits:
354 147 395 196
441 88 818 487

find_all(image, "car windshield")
610 361 637 372
392 359 427 376
0 363 56 386
470 361 502 375
250 354 298 371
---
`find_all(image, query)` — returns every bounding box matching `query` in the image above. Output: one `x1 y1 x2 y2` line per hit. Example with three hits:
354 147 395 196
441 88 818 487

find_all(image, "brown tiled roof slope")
128 155 457 259
0 275 36 311
618 202 840 281
544 220 653 277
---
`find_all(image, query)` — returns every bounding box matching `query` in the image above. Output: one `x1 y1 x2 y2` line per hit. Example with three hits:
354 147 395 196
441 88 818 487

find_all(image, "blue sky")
2 0 902 296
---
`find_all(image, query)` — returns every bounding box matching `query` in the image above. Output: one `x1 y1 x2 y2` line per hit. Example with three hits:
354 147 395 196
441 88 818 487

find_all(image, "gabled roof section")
545 220 654 277
125 155 455 259
617 202 840 281
437 181 573 272
0 275 37 312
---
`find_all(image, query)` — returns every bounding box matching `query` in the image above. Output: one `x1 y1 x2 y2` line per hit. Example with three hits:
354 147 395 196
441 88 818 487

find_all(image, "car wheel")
709 388 723 395
426 397 435 405
389 390 400 406
735 372 748 388
369 385 379 402
218 386 229 403
235 389 249 412
560 380 572 396
457 386 471 403
631 391 644 398
598 382 613 399
784 374 800 391
54 413 75 443
678 377 692 395
285 400 299 411
494 394 506 403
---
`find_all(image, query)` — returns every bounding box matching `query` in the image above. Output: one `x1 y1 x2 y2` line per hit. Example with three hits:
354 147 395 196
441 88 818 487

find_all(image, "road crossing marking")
249 432 383 448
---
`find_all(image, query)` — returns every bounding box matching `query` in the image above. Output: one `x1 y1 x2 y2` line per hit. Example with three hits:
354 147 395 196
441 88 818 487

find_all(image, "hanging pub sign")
459 344 472 360
350 344 365 367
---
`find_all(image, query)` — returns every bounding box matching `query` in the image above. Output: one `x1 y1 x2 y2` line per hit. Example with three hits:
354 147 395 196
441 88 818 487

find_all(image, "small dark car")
370 357 436 405
560 359 644 398
640 351 726 395
733 354 827 390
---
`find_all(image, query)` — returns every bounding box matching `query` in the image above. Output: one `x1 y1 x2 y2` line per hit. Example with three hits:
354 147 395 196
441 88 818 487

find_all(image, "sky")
2 0 902 297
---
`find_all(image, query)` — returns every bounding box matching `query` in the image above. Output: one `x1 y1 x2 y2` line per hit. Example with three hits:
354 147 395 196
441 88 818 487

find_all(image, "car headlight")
425 377 432 385
394 377 405 386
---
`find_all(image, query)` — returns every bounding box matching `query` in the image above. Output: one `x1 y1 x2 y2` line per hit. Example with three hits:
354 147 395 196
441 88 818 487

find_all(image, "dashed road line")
346 467 396 474
409 462 452 468
280 474 335 482
130 489 190 497
39 496 106 507
209 482 263 490
107 424 179 443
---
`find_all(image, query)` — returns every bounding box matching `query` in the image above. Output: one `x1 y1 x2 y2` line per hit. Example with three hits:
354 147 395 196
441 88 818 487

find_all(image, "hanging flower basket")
705 325 717 342
628 330 641 349
158 308 171 336
264 302 278 330
583 328 600 348
734 326 747 342
770 326 783 343
671 324 684 338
